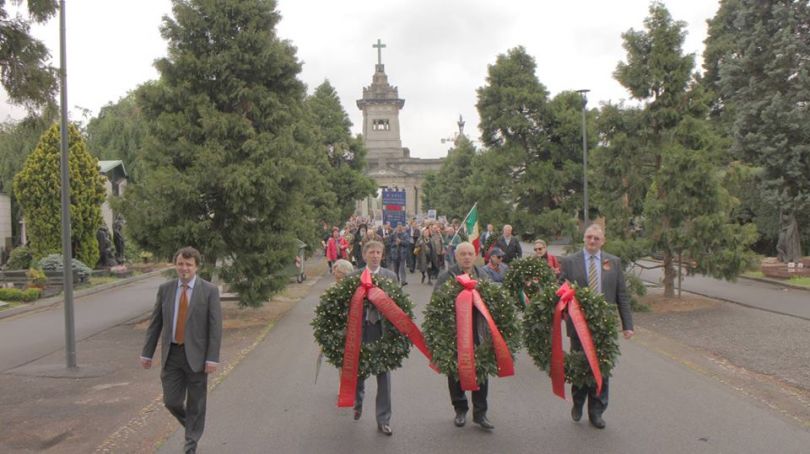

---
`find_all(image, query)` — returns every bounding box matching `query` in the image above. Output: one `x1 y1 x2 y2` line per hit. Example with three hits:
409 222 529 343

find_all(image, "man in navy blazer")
559 224 633 429
141 246 222 453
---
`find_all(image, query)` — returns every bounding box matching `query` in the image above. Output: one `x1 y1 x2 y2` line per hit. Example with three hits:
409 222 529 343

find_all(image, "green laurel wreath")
423 277 521 383
312 274 413 379
523 283 620 388
503 256 559 312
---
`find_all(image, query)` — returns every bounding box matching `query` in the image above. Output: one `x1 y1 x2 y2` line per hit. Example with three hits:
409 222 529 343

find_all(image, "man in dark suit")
352 240 399 436
433 242 495 430
141 246 222 453
559 224 634 429
495 224 522 264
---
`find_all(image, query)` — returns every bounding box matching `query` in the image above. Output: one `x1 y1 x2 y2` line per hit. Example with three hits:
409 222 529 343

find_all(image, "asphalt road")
0 275 168 372
631 259 810 320
160 272 810 454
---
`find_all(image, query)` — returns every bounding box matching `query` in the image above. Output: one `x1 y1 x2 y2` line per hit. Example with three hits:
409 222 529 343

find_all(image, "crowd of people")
320 216 563 287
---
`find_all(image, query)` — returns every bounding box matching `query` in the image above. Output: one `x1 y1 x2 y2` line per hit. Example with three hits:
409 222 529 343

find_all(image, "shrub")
34 254 92 282
26 267 47 287
12 122 106 267
0 287 41 302
6 246 33 270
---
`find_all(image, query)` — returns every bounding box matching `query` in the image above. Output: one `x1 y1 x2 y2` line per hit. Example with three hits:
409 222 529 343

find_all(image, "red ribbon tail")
550 300 567 399
472 291 514 378
455 290 478 391
568 298 603 395
337 286 366 407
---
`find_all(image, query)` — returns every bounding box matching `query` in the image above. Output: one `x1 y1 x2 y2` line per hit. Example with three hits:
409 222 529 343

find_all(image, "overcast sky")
1 0 720 159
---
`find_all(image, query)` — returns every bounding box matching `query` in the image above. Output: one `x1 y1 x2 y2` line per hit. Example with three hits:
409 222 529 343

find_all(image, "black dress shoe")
473 414 494 430
589 414 606 429
454 411 466 427
571 403 583 422
378 424 393 436
353 408 362 420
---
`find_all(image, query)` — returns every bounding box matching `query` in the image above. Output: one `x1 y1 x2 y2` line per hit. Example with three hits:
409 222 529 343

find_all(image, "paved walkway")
159 271 809 453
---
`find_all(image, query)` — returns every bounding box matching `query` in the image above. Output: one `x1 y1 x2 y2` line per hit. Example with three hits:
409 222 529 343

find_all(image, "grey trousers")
162 344 208 453
355 372 392 425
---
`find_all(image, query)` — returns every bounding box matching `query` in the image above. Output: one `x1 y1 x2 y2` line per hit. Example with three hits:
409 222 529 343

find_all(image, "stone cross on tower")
373 38 386 65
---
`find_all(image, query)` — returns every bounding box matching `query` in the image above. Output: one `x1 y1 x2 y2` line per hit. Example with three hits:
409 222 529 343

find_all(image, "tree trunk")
663 249 676 298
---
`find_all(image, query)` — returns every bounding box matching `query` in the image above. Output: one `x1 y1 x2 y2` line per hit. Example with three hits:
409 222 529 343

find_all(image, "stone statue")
113 215 125 262
96 225 118 268
776 212 802 263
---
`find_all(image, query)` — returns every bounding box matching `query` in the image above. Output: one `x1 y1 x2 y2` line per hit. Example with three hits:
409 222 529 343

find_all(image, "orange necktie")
176 284 189 344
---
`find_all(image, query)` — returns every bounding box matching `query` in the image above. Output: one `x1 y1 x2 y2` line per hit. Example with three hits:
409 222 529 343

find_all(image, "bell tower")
356 39 407 160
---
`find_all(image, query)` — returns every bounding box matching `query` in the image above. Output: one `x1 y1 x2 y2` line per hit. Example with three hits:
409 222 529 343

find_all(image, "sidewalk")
0 258 329 453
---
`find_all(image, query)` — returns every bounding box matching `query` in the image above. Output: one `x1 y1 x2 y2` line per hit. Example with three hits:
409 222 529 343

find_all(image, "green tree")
708 0 810 257
0 0 59 110
0 111 55 243
474 46 584 238
305 80 376 222
123 0 331 306
85 91 150 183
421 136 477 219
612 2 755 297
12 123 106 266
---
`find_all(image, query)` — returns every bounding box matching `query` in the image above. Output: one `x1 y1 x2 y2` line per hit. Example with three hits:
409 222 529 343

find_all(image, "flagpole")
451 202 478 244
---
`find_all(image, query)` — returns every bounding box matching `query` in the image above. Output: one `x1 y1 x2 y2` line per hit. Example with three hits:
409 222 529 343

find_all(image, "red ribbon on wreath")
338 269 436 407
550 282 602 399
454 274 515 391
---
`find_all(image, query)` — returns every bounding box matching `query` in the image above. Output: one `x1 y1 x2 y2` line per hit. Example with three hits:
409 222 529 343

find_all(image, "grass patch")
788 276 810 287
87 276 119 286
0 301 22 311
743 270 764 278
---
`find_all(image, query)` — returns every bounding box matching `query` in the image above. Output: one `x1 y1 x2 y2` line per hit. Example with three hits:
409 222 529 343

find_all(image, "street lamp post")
576 89 590 229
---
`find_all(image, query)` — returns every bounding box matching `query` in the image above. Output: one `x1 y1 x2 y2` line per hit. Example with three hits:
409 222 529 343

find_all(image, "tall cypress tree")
422 136 478 220
305 81 376 223
710 0 810 257
123 0 330 306
475 47 585 237
612 2 755 297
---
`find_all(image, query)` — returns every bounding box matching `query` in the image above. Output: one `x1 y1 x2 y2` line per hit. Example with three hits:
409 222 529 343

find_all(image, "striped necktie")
588 255 599 293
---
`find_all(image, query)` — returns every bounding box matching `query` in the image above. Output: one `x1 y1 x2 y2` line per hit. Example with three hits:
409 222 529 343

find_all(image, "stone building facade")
355 40 444 220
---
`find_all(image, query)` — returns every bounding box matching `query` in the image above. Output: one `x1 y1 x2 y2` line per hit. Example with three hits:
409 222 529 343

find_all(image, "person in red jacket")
533 239 560 275
326 228 342 273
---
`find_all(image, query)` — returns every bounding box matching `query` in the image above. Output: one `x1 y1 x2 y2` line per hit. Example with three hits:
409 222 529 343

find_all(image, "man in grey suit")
433 242 495 430
141 246 222 453
352 240 398 436
559 224 633 429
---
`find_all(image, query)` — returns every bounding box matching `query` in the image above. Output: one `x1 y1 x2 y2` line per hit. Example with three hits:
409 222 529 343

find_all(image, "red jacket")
546 253 561 275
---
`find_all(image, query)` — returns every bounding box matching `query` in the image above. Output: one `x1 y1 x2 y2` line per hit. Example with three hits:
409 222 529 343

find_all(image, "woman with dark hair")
353 224 368 267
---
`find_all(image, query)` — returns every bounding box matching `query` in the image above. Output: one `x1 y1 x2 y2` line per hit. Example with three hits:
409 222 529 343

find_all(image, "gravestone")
0 193 11 264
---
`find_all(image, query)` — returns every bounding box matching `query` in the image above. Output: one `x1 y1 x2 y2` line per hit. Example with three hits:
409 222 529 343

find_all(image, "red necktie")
176 284 189 344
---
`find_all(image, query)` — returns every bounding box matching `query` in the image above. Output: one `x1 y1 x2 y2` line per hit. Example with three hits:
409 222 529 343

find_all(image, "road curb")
0 267 170 321
637 257 810 293
738 274 810 292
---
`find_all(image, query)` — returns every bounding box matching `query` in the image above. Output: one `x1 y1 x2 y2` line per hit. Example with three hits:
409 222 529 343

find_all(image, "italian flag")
464 204 481 254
